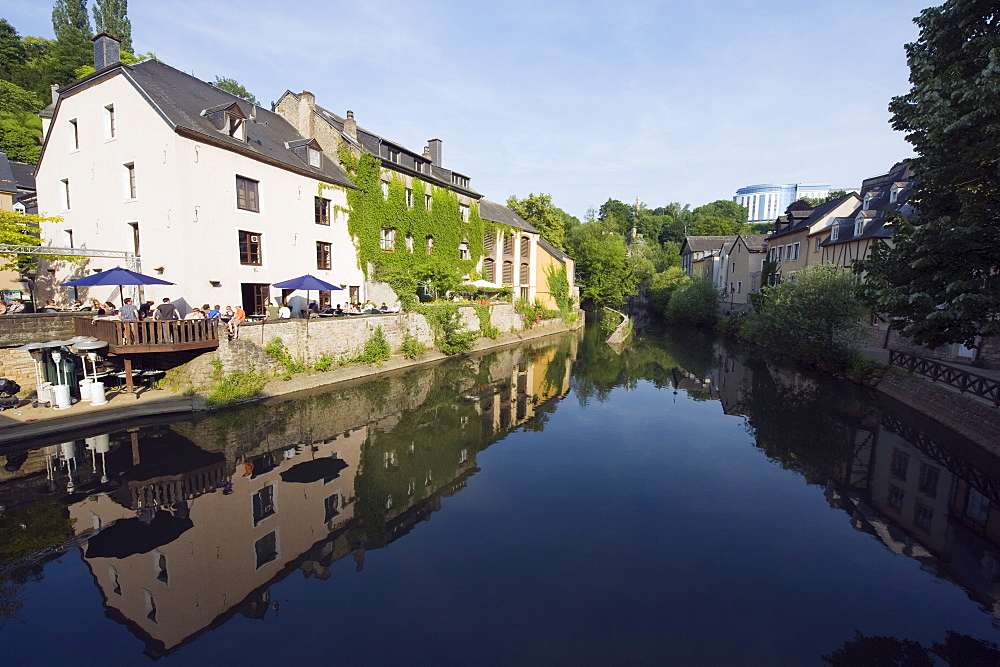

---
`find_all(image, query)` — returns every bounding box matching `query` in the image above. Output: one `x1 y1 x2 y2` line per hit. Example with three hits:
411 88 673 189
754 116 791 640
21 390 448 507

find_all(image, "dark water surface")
2 326 999 664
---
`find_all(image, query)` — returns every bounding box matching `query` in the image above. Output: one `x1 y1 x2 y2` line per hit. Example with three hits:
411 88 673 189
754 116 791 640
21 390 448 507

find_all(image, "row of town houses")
680 161 1000 369
17 34 574 316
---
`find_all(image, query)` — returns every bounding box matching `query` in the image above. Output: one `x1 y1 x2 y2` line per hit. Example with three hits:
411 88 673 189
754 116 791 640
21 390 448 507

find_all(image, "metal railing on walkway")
889 350 1000 406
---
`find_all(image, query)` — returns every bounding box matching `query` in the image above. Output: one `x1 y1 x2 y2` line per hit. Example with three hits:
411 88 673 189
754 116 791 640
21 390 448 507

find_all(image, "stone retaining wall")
0 313 91 347
876 369 1000 452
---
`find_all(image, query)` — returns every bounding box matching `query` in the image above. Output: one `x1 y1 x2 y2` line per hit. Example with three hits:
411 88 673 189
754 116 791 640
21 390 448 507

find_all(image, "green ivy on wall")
328 150 510 309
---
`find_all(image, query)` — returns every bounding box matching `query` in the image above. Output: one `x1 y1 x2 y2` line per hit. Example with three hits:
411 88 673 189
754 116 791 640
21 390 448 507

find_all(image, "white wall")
36 71 365 315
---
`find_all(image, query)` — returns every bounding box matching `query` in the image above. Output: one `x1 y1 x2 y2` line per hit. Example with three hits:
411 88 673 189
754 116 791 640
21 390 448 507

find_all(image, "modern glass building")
734 183 831 223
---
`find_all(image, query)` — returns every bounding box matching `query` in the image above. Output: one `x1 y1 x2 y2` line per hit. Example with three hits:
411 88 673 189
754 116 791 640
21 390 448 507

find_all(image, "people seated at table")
7 300 24 313
277 302 291 319
221 306 234 322
40 300 62 313
185 308 206 320
379 303 389 313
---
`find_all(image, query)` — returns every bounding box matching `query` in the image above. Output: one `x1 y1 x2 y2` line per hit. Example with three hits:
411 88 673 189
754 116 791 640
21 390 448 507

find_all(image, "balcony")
74 319 220 354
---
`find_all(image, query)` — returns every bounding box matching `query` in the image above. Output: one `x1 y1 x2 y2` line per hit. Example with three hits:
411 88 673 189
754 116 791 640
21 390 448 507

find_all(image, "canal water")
1 326 999 664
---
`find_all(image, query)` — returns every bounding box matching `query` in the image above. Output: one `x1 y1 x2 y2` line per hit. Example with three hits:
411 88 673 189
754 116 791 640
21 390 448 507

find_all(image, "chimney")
50 84 59 105
422 146 431 160
92 33 121 71
297 91 315 137
344 110 357 141
427 138 442 166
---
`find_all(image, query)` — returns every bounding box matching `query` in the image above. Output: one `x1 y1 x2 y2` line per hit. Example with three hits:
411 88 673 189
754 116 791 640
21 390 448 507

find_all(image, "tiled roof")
9 160 35 191
821 162 915 247
478 200 540 234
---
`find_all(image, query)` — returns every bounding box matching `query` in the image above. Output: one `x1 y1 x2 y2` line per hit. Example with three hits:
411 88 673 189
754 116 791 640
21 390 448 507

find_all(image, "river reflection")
1 326 999 663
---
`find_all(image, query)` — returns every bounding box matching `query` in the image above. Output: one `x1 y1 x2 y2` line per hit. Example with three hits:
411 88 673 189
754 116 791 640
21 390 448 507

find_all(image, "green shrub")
740 265 864 366
206 368 268 406
665 278 720 328
514 298 554 329
353 326 391 365
473 304 499 339
264 336 307 375
399 332 427 359
314 353 335 371
419 304 476 355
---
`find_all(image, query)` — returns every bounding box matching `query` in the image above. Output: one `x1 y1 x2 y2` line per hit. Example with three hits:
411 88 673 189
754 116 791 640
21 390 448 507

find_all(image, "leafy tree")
598 198 633 236
823 189 847 203
0 20 26 80
555 206 579 241
665 278 719 327
506 192 566 250
0 80 44 162
214 76 259 105
92 0 131 53
741 265 864 365
646 266 688 313
0 211 69 274
52 0 92 41
689 200 747 236
858 0 1000 348
568 219 636 308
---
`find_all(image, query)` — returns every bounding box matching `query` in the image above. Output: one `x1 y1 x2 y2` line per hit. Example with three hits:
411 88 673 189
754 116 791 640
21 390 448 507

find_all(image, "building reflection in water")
712 344 1000 621
0 333 578 658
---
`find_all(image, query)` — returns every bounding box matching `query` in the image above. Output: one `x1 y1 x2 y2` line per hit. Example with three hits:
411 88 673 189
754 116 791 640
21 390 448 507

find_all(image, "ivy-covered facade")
274 91 571 308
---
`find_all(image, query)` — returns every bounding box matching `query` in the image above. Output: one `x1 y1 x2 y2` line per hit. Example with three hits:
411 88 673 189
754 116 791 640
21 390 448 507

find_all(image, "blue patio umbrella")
61 266 174 305
272 274 342 316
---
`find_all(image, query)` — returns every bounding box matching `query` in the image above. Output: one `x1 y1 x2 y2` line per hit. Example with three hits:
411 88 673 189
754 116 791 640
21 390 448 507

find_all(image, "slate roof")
767 193 859 241
301 96 481 197
47 61 357 189
821 162 914 247
738 234 768 251
478 200 540 234
0 153 15 195
9 160 35 192
538 237 570 263
682 236 739 253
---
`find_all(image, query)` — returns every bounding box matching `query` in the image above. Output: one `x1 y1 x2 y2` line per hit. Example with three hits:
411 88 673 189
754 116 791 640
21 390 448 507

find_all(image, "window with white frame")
405 233 414 253
236 175 259 212
425 193 432 211
831 225 839 241
308 147 321 168
381 181 389 200
380 227 396 251
252 485 275 525
426 235 433 254
792 242 799 260
460 204 470 222
254 531 278 569
855 219 865 236
405 188 413 207
61 178 70 210
459 241 469 260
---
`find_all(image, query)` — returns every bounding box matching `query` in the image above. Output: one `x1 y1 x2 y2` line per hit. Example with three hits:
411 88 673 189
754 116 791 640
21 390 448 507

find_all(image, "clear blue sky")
6 0 930 219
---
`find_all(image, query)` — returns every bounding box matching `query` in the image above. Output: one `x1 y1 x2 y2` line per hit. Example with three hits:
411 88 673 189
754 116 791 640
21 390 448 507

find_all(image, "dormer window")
831 225 839 242
285 138 323 167
855 219 865 236
202 103 248 142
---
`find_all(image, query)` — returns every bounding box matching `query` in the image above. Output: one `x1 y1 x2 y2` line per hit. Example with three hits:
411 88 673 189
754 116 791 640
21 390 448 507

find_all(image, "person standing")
154 297 179 343
138 300 154 320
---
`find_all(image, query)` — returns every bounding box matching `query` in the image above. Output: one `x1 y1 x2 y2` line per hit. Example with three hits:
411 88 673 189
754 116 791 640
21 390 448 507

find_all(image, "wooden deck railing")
74 318 219 353
889 350 1000 406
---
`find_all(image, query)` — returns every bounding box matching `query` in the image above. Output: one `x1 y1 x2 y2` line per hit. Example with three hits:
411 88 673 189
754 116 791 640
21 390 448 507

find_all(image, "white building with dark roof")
35 34 365 315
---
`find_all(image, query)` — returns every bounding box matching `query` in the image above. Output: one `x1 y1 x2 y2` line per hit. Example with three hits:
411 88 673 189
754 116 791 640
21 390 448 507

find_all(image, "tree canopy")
214 76 259 105
506 192 566 251
858 0 1000 347
92 0 132 53
567 219 636 308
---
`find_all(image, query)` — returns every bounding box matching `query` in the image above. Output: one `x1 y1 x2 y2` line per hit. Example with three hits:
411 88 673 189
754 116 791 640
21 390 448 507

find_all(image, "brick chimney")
92 33 121 71
427 138 442 166
344 110 357 141
297 91 315 137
